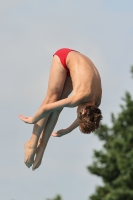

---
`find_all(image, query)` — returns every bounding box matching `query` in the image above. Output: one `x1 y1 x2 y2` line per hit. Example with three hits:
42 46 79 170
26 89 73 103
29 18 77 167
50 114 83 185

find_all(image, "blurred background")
0 0 133 199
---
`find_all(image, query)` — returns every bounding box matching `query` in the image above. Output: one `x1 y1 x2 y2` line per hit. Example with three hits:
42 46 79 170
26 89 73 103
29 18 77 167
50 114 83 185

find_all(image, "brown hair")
78 105 103 134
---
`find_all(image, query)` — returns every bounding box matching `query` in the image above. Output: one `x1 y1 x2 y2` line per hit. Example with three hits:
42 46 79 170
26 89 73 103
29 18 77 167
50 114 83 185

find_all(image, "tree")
88 67 133 200
46 195 62 200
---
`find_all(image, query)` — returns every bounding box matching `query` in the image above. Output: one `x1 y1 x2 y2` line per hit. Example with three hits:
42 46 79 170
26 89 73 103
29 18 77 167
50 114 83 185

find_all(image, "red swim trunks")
53 48 76 76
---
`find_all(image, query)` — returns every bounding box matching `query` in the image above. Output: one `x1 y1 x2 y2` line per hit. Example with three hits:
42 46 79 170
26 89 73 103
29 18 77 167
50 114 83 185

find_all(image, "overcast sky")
0 1 133 200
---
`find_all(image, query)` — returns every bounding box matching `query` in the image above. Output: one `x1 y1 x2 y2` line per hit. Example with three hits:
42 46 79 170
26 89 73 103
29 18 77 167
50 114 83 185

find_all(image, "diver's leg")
32 76 72 170
24 55 68 168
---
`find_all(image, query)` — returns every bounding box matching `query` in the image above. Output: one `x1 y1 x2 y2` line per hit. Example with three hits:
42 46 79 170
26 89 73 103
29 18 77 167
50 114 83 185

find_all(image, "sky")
0 0 133 200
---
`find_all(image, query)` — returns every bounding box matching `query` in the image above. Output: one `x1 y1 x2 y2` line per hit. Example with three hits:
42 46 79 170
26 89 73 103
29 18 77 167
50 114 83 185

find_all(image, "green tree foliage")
46 194 62 200
130 65 133 78
88 89 133 200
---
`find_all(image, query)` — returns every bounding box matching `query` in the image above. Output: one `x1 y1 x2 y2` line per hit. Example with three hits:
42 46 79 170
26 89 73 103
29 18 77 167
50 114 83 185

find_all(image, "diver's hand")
51 129 69 137
18 114 34 124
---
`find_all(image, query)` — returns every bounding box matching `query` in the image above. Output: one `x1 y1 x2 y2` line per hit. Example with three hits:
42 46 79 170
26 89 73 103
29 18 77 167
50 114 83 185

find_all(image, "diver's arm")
19 95 81 124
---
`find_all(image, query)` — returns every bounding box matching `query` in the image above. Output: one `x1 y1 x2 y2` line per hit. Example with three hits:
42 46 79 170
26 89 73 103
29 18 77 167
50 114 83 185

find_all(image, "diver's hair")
78 105 103 134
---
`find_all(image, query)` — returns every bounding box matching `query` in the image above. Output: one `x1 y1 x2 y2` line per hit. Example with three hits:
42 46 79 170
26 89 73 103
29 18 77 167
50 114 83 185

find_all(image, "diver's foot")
24 141 36 168
32 144 44 171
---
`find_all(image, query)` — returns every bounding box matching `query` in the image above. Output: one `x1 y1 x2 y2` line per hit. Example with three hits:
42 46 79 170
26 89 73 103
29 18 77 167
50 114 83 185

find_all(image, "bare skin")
19 50 102 170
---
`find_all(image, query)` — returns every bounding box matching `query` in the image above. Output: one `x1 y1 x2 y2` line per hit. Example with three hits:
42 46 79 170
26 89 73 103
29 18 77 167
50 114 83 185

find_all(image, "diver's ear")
81 108 86 115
